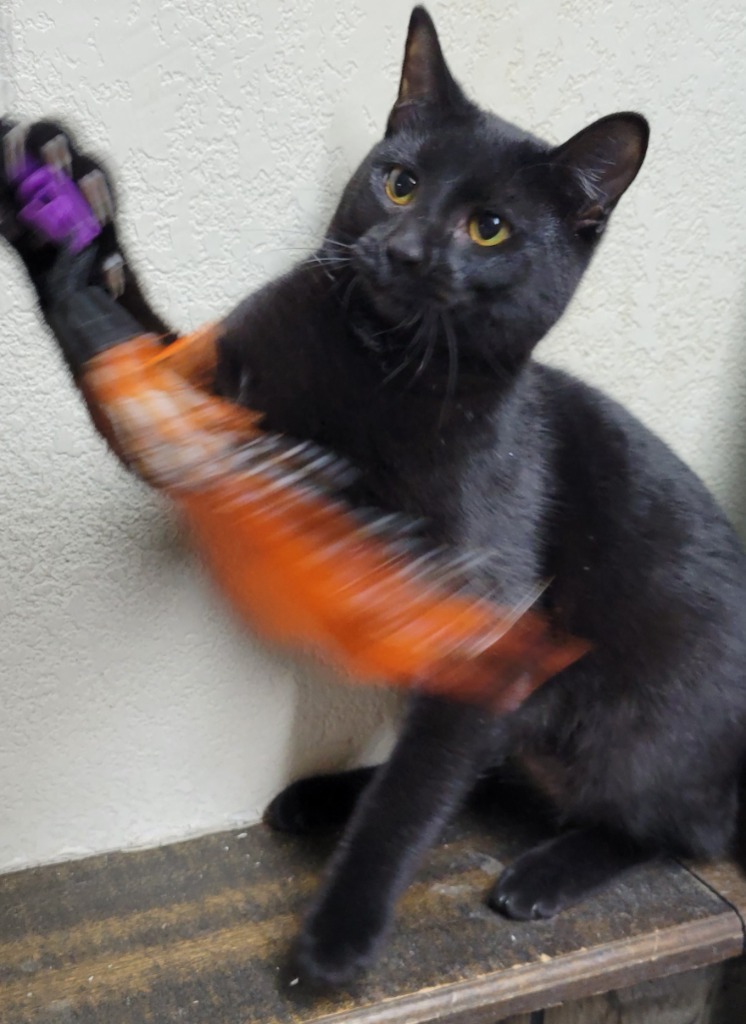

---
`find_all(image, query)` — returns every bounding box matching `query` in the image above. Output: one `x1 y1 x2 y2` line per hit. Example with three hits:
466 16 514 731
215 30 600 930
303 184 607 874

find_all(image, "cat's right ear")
550 113 649 236
386 7 467 136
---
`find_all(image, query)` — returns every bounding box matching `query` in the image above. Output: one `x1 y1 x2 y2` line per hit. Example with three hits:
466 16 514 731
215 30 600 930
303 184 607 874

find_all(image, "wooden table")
2 790 745 1024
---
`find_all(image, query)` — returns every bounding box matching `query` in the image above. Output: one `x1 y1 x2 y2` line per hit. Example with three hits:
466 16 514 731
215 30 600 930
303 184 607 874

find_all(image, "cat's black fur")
5 5 746 990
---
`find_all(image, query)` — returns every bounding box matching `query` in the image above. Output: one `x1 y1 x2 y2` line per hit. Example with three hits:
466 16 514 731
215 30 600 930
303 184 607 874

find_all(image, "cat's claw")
80 168 115 227
41 133 73 177
102 252 125 298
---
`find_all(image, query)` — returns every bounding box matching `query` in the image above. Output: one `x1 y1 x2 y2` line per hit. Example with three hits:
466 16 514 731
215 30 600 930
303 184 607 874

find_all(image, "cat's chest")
218 274 531 539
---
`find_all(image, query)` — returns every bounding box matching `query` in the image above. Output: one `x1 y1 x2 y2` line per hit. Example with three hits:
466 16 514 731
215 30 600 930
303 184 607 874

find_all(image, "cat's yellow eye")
385 166 418 206
468 212 511 247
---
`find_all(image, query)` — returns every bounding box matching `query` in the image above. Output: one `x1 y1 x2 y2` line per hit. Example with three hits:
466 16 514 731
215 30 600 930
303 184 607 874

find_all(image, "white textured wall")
1 0 745 872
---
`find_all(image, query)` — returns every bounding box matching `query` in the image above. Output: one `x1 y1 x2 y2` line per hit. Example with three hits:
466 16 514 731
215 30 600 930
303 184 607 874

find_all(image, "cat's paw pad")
489 848 570 921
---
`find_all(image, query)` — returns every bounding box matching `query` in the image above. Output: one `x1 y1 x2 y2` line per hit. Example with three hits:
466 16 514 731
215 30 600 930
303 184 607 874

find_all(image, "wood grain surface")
1 798 743 1024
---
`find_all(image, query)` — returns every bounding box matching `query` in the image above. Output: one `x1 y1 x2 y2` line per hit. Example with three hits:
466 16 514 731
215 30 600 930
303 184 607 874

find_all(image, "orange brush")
77 325 588 711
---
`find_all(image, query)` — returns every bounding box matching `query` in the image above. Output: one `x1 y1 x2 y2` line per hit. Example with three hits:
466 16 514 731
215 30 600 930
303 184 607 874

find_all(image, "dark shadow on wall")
718 286 746 541
280 656 403 795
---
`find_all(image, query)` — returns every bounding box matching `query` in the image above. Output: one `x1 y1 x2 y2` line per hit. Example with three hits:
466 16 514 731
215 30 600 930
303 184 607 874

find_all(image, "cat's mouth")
354 265 459 326
342 238 464 325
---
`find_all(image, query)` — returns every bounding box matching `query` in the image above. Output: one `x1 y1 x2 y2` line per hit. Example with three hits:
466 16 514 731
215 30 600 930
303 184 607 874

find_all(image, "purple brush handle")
12 158 101 254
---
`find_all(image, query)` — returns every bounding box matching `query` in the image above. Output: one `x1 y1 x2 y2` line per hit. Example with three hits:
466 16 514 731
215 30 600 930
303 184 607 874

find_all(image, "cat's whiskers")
302 249 352 282
340 272 362 313
258 246 351 281
439 310 460 427
318 237 356 263
409 309 439 385
320 236 355 251
373 306 423 342
381 312 428 385
253 236 354 269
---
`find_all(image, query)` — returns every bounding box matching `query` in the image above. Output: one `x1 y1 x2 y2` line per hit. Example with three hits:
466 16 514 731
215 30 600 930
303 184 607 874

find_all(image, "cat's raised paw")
0 117 125 299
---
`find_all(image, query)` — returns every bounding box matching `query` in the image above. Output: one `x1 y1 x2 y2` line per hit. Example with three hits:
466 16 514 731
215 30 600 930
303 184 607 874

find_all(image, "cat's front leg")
293 695 505 987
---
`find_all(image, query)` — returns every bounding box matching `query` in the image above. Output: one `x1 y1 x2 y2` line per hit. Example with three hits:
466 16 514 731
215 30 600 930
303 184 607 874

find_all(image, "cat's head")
327 7 648 375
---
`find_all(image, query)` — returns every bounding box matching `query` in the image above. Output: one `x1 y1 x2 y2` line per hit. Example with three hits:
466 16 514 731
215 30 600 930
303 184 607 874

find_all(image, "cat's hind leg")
264 766 377 835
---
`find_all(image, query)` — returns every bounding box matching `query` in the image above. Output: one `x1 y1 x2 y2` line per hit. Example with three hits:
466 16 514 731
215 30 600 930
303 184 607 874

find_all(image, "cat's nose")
386 228 424 268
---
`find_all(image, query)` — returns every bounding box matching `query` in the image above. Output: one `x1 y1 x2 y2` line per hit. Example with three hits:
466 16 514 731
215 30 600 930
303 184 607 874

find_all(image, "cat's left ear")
551 113 649 236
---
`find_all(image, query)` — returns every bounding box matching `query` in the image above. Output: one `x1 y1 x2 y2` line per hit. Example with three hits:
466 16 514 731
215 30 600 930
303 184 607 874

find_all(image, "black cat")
4 5 746 990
